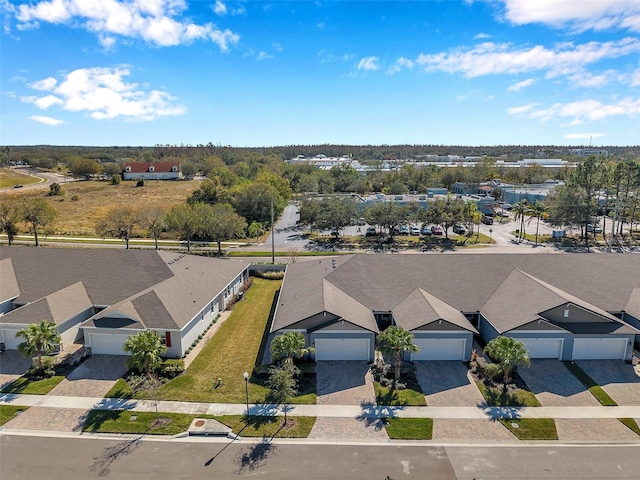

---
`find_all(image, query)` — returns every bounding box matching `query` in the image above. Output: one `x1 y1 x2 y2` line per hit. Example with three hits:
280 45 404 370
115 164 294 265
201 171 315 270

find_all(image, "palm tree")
122 331 167 375
483 336 530 384
270 331 314 368
526 201 549 246
511 200 529 243
376 325 419 381
16 320 61 370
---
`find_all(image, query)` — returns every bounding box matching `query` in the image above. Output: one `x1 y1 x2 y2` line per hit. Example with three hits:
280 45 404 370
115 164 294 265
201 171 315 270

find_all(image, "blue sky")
2 0 640 147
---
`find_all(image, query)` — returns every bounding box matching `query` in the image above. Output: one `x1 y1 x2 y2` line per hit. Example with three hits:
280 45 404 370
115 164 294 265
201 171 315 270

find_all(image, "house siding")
478 314 500 344
622 313 640 344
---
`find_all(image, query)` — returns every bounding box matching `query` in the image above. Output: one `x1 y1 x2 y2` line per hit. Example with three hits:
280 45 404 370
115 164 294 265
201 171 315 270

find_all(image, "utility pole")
271 195 275 264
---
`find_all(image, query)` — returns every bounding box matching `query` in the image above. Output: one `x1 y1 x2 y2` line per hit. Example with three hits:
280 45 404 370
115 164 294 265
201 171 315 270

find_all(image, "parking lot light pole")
243 371 249 417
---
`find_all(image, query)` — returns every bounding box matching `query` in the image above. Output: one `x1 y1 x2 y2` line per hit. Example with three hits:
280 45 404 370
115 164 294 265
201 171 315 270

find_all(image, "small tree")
49 182 63 196
122 330 166 376
270 331 314 368
139 206 166 250
0 198 19 245
483 336 530 384
95 205 139 249
19 197 57 247
527 201 549 246
377 325 419 381
16 320 61 372
267 365 299 425
248 221 265 243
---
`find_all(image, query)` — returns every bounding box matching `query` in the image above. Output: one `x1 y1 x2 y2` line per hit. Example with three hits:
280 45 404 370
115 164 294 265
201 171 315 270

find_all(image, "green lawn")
374 382 427 406
619 418 640 436
475 380 541 407
216 415 316 438
384 418 433 440
82 410 199 435
158 278 305 404
563 362 618 406
499 418 558 440
0 376 65 395
0 406 28 426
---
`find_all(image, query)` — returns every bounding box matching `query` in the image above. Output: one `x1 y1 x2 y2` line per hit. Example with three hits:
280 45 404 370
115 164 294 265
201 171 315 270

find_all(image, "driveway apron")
414 361 485 407
311 361 388 440
517 360 600 406
577 360 640 406
556 418 640 442
48 355 129 398
0 351 31 390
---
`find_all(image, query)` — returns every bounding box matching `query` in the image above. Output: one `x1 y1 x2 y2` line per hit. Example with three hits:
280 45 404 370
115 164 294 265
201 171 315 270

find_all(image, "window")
148 165 155 172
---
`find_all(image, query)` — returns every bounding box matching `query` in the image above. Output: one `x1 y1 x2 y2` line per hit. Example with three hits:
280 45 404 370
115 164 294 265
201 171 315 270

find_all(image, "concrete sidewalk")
3 393 640 420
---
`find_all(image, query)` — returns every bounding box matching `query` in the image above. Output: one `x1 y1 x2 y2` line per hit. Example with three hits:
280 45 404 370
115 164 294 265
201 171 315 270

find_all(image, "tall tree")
16 320 61 371
568 156 602 245
376 325 419 381
267 365 299 425
19 198 57 247
270 332 314 367
69 158 101 179
248 221 266 243
122 330 167 375
200 203 247 254
364 202 409 238
165 203 205 252
526 201 549 246
0 198 19 245
139 206 166 250
315 197 359 237
511 200 529 243
95 205 138 249
483 336 530 384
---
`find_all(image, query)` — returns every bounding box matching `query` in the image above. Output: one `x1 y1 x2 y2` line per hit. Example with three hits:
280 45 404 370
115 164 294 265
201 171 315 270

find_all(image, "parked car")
431 225 443 235
481 216 494 225
365 226 377 236
453 224 466 235
502 203 513 211
421 226 433 236
13 184 23 188
497 211 510 217
410 226 421 236
395 226 409 235
587 224 603 233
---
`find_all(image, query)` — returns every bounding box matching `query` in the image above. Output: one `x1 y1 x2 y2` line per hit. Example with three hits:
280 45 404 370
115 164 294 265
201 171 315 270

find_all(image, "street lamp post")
243 371 249 417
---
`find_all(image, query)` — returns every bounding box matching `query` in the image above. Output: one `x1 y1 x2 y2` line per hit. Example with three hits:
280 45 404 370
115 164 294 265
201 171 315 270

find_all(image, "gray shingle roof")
0 258 19 302
322 280 378 332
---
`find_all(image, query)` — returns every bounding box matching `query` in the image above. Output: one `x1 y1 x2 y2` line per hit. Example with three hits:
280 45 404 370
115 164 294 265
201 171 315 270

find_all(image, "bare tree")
96 205 138 249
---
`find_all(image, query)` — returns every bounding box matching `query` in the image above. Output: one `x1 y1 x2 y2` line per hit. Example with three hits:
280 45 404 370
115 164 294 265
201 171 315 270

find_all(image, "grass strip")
374 382 426 406
82 410 198 435
215 415 316 438
384 418 433 440
0 406 29 426
499 418 558 440
0 376 65 395
619 418 640 436
562 362 617 406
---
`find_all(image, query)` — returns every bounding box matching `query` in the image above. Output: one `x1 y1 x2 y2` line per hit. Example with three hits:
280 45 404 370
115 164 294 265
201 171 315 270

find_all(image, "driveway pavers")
0 351 31 390
414 361 485 407
311 361 386 439
315 361 376 405
432 419 514 441
577 360 640 406
556 418 640 442
3 407 88 432
48 355 128 398
517 360 600 407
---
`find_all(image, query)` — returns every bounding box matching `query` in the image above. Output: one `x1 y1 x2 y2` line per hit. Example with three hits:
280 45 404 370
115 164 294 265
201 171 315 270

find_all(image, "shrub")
49 183 63 196
252 270 285 280
71 195 79 201
395 382 407 390
157 359 185 378
485 363 502 382
136 179 144 187
111 175 121 185
29 356 56 378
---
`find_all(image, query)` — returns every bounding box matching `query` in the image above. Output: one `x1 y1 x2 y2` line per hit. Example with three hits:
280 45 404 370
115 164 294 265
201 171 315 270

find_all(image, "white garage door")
412 338 466 361
89 333 130 355
572 338 628 360
510 338 563 359
2 329 22 350
315 338 370 361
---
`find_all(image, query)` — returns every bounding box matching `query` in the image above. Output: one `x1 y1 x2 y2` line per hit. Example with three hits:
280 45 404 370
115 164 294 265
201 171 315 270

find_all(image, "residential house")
122 161 180 180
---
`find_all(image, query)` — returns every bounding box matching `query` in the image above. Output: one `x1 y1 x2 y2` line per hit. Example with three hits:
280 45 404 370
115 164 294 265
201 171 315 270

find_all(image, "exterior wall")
84 327 141 354
510 320 564 331
316 320 369 332
543 304 609 324
154 329 181 358
478 314 501 344
122 171 179 180
285 312 340 331
622 313 640 344
405 330 474 360
1 324 25 350
413 322 466 331
57 307 95 348
309 331 375 361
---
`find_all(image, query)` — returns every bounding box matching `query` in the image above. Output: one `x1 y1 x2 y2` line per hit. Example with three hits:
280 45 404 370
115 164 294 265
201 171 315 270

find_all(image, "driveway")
577 360 640 406
48 355 129 398
0 351 31 390
311 361 388 440
517 360 600 406
415 361 485 407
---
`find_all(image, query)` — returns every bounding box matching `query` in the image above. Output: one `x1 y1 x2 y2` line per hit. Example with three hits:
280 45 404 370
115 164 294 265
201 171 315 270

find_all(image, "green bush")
111 174 121 185
485 363 502 382
136 179 144 187
157 359 185 378
71 195 79 201
252 270 285 280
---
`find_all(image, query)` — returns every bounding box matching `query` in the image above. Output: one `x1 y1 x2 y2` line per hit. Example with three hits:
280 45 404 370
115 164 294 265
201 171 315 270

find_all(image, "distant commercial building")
122 161 180 180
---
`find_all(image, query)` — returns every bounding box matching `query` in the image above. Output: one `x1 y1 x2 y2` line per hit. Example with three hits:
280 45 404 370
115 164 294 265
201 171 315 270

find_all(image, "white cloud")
507 103 539 115
501 0 640 33
213 0 227 16
631 67 640 87
566 70 618 88
13 0 240 50
318 51 354 64
357 56 380 71
23 66 186 121
316 21 325 30
524 97 640 123
28 77 57 90
565 132 605 140
272 42 282 52
256 51 273 61
414 38 640 78
387 57 414 75
508 78 535 91
30 115 64 125
474 32 492 39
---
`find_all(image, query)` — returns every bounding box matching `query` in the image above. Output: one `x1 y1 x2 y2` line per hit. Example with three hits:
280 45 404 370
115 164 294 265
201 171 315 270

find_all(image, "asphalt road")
2 434 639 479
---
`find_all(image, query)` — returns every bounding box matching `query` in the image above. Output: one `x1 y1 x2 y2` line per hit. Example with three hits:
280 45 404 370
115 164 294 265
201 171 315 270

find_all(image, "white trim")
412 330 472 335
508 330 566 334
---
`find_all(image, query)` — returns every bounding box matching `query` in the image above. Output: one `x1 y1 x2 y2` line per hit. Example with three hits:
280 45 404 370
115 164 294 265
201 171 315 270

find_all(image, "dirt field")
2 178 201 236
0 169 41 188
